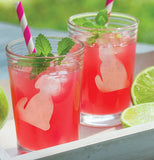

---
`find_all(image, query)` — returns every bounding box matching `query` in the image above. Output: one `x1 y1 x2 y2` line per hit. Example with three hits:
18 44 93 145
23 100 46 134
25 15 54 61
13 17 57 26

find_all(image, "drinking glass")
68 12 138 127
5 36 84 153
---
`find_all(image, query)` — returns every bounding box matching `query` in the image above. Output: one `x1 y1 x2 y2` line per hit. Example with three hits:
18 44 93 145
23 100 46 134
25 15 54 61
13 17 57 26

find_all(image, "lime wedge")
131 66 154 105
0 86 9 129
121 102 154 127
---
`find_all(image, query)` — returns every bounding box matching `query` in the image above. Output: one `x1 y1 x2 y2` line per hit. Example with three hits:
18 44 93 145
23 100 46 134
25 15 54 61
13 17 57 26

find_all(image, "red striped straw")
14 1 36 54
105 0 114 15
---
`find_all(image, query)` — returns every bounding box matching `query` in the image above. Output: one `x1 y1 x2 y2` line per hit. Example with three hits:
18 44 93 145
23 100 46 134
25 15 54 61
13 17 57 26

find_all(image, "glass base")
18 144 31 154
80 112 121 127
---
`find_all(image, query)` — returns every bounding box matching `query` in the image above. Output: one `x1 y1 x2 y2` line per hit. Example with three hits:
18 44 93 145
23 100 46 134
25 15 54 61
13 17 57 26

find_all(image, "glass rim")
67 12 139 31
5 36 84 60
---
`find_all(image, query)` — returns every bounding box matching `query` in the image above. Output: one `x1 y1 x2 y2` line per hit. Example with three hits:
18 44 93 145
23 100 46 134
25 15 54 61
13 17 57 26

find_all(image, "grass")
0 0 154 44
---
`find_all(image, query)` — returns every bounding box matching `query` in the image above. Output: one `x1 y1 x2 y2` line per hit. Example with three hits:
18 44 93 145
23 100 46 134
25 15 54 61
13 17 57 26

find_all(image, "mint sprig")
73 9 108 45
57 37 75 64
86 33 102 45
35 34 52 56
95 9 108 26
58 37 75 56
18 34 75 79
73 17 96 28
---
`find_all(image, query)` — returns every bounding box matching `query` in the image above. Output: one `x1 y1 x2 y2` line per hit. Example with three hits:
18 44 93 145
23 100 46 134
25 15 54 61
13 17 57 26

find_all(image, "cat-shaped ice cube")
16 75 61 131
95 46 129 92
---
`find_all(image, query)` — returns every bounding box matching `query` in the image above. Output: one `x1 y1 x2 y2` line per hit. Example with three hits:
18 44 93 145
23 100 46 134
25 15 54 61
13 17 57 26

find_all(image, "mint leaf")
87 33 102 45
58 37 75 56
73 9 108 29
18 35 75 79
86 9 108 45
17 58 34 67
35 33 52 56
57 37 75 65
73 17 96 28
95 9 108 26
29 59 50 79
73 9 109 45
73 17 89 26
26 53 39 57
26 53 52 79
82 22 96 28
26 34 54 79
86 36 97 46
47 53 54 57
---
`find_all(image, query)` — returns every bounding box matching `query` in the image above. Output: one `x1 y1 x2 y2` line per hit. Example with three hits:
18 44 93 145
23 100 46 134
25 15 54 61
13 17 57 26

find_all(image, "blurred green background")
0 0 154 44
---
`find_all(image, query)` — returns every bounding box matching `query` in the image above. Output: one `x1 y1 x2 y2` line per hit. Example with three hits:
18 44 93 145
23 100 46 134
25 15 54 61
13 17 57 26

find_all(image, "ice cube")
35 75 61 96
57 71 68 83
16 95 53 131
16 74 60 130
58 70 68 75
95 46 129 92
97 33 129 54
60 58 78 73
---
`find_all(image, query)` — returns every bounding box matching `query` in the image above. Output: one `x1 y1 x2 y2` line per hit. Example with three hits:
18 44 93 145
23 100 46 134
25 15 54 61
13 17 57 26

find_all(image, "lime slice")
0 86 9 129
131 66 154 105
121 102 154 127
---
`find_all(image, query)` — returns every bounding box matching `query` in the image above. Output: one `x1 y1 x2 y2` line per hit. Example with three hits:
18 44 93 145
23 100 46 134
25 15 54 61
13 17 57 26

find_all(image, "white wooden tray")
0 51 154 160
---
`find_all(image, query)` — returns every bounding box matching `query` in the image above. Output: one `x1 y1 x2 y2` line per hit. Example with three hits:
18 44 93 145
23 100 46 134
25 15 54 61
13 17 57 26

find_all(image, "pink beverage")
81 35 136 114
68 12 138 126
5 37 84 152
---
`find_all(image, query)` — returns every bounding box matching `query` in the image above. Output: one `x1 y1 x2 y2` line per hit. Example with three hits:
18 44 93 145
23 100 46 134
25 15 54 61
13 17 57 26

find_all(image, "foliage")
0 0 153 44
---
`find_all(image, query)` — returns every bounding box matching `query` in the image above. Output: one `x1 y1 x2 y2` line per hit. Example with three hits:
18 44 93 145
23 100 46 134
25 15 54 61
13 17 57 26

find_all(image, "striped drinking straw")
14 1 36 54
105 0 114 15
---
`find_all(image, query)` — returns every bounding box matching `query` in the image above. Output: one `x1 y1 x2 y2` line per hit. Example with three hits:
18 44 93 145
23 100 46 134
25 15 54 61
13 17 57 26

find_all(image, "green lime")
121 102 154 127
131 66 154 105
0 86 9 129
